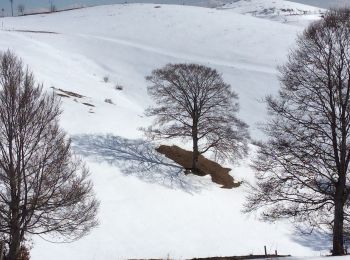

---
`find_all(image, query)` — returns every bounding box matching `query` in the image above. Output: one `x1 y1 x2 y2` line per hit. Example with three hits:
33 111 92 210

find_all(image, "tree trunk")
0 241 4 260
333 180 346 256
192 129 199 174
192 113 199 174
8 220 21 260
333 202 345 255
8 165 21 260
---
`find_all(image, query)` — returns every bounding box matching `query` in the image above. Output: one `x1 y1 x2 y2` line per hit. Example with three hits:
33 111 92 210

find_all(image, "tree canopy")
0 51 99 260
145 63 249 172
245 9 350 255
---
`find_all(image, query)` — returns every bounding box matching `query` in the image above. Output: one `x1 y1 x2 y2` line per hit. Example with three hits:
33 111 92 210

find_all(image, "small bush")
115 84 123 91
103 76 109 83
104 98 114 105
19 245 30 260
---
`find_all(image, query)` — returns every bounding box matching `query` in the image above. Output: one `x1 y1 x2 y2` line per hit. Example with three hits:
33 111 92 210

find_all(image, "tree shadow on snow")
290 229 332 252
291 229 350 252
71 134 209 193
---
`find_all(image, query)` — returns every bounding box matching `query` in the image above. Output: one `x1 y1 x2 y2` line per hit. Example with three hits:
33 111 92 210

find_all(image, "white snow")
219 0 324 26
0 2 333 259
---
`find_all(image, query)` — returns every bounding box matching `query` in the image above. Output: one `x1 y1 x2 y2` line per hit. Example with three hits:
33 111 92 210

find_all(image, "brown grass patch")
12 29 58 34
130 255 291 260
57 89 84 98
52 87 85 98
82 102 95 107
56 93 70 98
190 255 291 260
156 145 241 189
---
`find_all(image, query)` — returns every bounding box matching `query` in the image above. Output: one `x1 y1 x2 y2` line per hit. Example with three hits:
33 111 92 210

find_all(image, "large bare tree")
144 63 249 173
245 9 350 255
0 51 99 260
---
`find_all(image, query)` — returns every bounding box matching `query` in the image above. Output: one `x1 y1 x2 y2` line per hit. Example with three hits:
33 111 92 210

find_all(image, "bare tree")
144 63 249 173
0 51 99 260
245 9 350 256
9 0 13 16
17 4 24 16
49 0 56 12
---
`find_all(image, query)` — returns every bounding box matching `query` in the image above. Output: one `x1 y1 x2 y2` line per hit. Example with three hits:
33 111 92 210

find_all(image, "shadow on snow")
71 134 209 193
291 229 332 252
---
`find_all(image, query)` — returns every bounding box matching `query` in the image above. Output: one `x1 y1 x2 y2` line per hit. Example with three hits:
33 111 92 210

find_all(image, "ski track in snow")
77 33 278 74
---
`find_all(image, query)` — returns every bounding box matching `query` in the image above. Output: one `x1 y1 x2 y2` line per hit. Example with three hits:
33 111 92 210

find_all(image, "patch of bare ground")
82 102 95 107
6 29 59 34
52 87 84 98
51 87 95 111
55 93 70 98
52 87 85 98
156 145 241 189
189 255 291 260
129 255 291 260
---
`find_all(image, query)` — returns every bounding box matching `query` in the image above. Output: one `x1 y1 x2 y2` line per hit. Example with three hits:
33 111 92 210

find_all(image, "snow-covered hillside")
220 0 324 26
0 2 329 259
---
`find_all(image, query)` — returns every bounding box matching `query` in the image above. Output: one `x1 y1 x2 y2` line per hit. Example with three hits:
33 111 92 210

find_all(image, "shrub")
115 84 123 90
104 98 114 104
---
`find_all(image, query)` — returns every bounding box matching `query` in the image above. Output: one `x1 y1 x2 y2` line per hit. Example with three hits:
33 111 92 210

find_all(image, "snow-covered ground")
0 2 334 259
219 0 324 26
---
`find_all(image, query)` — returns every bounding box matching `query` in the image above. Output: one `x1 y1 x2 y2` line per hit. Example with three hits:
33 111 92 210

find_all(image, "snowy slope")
0 4 302 138
220 0 324 26
0 3 327 259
